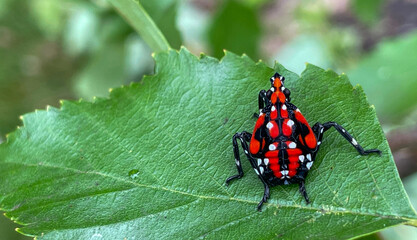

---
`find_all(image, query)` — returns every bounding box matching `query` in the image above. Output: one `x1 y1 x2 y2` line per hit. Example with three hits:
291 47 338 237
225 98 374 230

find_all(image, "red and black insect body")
226 73 381 211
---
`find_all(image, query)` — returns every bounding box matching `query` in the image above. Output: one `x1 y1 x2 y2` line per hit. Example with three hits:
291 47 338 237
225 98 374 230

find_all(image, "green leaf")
140 0 182 49
208 0 261 60
381 173 417 239
107 0 170 52
348 31 417 123
1 48 416 239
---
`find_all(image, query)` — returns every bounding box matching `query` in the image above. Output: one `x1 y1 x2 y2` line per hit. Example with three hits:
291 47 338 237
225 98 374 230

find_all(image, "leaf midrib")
4 160 416 222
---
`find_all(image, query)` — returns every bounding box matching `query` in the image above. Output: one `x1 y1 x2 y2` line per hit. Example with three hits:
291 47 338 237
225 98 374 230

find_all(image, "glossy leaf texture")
0 48 416 239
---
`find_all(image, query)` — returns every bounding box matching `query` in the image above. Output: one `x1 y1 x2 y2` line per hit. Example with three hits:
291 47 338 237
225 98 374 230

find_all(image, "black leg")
226 131 252 185
253 90 267 118
299 181 310 204
257 181 270 211
258 90 267 111
226 131 272 211
313 122 381 155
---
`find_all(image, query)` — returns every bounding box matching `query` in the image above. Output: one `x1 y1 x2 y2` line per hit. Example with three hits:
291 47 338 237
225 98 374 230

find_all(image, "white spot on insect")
318 141 321 145
244 150 248 154
267 122 273 129
260 166 264 174
235 159 240 166
281 170 289 176
282 104 287 110
288 142 296 149
240 139 244 143
306 162 313 169
284 180 289 185
320 128 324 133
342 129 346 133
269 144 276 150
270 87 275 92
264 158 269 165
281 87 285 91
257 158 262 166
271 106 276 111
352 138 358 146
306 154 312 161
298 156 304 163
287 119 294 127
254 169 260 175
295 108 300 112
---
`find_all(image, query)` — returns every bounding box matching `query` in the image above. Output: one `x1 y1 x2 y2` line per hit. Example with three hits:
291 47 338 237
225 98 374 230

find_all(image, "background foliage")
1 0 417 239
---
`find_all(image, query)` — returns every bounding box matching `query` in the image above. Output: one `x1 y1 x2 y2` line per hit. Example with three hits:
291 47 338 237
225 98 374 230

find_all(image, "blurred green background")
1 0 416 239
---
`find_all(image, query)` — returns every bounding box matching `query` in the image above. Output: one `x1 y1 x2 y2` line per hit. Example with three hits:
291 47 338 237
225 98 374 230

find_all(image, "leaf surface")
0 48 416 239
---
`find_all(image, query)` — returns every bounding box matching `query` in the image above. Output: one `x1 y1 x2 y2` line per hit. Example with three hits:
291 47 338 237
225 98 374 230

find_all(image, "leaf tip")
109 88 114 93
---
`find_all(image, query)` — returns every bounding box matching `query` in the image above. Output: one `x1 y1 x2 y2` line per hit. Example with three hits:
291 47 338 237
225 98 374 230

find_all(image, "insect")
226 73 381 211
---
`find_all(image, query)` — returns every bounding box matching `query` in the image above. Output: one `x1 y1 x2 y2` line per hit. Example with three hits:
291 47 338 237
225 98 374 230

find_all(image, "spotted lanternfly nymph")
226 73 381 211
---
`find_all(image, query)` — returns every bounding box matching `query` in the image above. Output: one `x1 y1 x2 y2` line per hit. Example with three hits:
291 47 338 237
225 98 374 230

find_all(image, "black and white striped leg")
298 181 310 204
226 131 252 185
313 122 381 155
